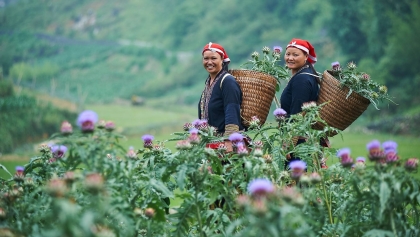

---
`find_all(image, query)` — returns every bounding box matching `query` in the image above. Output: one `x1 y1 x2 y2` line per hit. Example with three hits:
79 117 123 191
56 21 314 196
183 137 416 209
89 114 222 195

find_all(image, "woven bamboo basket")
228 69 277 127
313 70 370 136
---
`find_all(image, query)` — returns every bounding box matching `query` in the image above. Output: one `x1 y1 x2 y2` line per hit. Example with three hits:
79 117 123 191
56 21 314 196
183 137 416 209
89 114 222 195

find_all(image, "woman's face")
284 47 308 73
202 50 223 76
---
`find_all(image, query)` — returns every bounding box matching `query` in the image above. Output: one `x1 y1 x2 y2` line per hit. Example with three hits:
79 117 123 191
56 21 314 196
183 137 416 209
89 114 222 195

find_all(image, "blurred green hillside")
0 0 419 153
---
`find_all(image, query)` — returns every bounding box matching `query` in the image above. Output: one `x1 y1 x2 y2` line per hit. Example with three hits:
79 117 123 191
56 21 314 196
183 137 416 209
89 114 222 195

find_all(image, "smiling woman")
198 42 244 145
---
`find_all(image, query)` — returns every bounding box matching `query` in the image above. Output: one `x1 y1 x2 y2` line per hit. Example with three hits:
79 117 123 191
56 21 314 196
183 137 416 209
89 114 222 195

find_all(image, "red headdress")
286 38 317 64
202 42 230 63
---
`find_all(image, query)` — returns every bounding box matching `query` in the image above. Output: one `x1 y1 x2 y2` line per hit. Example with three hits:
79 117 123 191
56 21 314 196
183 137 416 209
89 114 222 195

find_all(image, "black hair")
222 62 229 71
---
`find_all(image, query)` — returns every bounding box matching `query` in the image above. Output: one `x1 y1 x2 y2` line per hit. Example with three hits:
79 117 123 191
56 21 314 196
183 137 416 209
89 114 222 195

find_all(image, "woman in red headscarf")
280 38 326 169
199 42 244 151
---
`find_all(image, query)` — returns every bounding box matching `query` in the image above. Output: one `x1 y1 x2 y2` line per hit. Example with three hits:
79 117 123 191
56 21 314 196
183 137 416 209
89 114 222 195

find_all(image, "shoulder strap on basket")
219 73 232 89
300 72 322 84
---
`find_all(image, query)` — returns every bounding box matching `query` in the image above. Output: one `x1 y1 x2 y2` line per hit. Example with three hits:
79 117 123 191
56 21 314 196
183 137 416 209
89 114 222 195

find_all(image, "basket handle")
300 72 322 84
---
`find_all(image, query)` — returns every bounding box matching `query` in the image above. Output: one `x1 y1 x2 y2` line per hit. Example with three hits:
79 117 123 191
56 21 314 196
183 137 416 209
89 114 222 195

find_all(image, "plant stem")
195 191 205 237
313 152 333 225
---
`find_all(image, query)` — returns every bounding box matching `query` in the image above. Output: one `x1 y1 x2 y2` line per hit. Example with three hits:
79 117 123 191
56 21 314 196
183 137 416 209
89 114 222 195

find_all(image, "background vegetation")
0 0 419 157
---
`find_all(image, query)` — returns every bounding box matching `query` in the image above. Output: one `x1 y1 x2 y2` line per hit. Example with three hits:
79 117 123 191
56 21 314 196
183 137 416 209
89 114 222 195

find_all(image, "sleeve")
220 75 242 135
289 74 315 115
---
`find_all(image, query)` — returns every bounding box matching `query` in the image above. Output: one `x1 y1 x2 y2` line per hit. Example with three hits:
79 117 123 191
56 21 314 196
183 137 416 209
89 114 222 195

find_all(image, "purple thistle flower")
367 140 381 150
16 166 24 173
50 145 68 159
367 140 385 161
142 134 154 148
273 108 287 121
192 119 208 130
189 128 199 135
229 132 244 143
273 46 282 53
337 148 351 159
289 160 307 180
382 140 397 154
289 160 307 170
76 110 99 133
356 157 366 163
331 61 340 67
142 134 154 142
247 178 274 196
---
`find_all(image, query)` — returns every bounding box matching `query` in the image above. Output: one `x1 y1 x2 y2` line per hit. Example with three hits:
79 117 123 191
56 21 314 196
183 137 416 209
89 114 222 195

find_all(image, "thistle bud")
60 121 73 135
144 208 155 218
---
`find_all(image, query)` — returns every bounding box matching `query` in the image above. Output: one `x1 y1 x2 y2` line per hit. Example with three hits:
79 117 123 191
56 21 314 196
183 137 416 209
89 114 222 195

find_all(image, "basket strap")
300 72 322 84
219 73 232 89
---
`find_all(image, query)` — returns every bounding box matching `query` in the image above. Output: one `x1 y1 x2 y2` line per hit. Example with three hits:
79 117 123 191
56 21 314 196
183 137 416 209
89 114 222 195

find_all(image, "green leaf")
150 179 174 198
176 165 187 191
0 163 12 177
379 181 391 221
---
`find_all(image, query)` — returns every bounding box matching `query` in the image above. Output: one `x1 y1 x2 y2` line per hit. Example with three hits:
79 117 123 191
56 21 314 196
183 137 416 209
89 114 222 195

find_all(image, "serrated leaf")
379 181 391 221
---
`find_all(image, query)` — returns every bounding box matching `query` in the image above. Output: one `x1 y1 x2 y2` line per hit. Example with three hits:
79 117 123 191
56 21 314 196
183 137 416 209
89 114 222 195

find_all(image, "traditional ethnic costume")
199 42 244 136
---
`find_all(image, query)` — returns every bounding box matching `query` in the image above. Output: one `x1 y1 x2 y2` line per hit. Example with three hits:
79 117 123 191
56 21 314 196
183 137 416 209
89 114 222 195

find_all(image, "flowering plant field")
1 106 419 237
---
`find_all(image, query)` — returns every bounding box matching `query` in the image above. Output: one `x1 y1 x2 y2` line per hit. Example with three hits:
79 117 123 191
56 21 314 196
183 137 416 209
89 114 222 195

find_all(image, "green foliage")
1 106 419 236
0 93 77 153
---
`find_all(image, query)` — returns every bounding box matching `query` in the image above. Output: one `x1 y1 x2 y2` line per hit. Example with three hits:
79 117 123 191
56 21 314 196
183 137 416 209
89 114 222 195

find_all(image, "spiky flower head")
254 140 263 149
46 178 68 197
236 142 249 157
405 158 419 172
356 157 366 163
84 173 104 193
144 208 155 218
289 160 307 180
253 148 263 157
273 108 287 122
126 146 138 159
229 132 244 144
337 148 353 167
273 46 282 54
50 145 68 159
188 133 201 144
183 122 193 131
251 51 259 59
141 134 154 148
367 140 385 161
361 73 370 81
176 140 192 150
247 178 274 196
60 121 73 135
13 166 25 182
77 110 99 133
379 85 388 94
262 46 270 54
105 121 115 131
97 120 106 129
385 150 399 164
382 140 397 154
15 166 24 174
347 61 356 70
189 128 199 135
249 116 260 129
331 61 340 70
301 101 317 112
